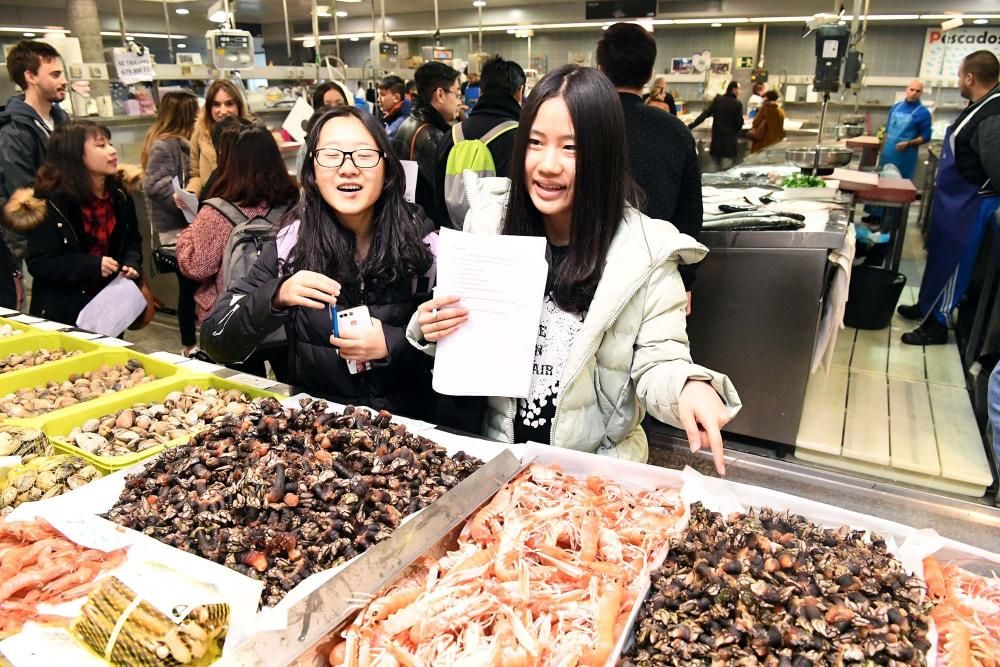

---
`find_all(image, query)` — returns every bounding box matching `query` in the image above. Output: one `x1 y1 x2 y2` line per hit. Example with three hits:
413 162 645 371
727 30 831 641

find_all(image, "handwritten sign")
112 47 155 84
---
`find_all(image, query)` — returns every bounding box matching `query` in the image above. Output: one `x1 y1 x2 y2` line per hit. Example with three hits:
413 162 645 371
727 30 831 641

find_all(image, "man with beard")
0 40 69 308
898 50 1000 345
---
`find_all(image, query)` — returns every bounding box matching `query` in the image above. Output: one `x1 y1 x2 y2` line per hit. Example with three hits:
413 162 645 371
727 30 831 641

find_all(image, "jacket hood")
2 188 46 232
2 163 143 232
2 96 70 125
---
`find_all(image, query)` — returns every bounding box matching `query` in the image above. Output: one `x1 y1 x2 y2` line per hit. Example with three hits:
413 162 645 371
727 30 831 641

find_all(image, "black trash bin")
844 265 907 330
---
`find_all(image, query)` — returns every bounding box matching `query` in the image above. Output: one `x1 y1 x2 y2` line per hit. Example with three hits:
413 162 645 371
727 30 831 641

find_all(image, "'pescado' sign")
920 27 1000 80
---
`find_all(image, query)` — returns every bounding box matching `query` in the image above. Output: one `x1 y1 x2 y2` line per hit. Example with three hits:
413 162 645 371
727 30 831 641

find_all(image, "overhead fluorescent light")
177 43 187 48
973 18 989 24
711 22 722 27
23 32 36 37
100 31 188 39
175 8 189 14
349 37 359 41
749 16 810 23
336 11 348 17
673 18 748 24
0 26 68 34
863 14 919 20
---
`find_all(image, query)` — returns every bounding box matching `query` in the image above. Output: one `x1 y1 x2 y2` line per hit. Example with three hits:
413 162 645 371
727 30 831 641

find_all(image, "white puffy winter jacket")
407 176 741 461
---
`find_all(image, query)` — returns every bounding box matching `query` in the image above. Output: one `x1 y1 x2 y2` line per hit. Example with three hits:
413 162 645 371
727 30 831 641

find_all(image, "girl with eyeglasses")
201 106 437 418
411 65 741 474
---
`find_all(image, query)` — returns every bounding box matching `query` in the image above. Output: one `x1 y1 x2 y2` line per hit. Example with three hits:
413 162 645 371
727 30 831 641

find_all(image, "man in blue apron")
899 51 1000 345
862 80 932 223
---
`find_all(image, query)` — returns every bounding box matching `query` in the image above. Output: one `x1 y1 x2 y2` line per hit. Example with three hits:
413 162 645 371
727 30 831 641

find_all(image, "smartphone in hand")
335 305 373 374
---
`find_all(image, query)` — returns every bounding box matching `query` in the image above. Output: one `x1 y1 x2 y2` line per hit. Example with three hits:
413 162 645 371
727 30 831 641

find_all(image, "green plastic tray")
0 332 105 380
46 375 283 474
0 349 184 425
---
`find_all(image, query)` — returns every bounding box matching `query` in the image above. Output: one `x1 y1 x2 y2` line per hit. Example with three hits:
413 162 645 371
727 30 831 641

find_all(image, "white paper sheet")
94 336 135 347
281 96 313 143
432 227 547 398
76 275 147 337
8 313 43 323
226 372 280 389
29 319 72 331
0 306 19 316
172 176 199 223
147 350 190 365
400 160 418 203
177 358 225 374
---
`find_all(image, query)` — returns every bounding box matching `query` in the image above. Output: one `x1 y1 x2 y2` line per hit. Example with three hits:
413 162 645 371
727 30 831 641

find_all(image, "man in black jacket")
394 62 462 221
0 40 69 308
597 22 703 311
689 81 744 171
434 56 525 228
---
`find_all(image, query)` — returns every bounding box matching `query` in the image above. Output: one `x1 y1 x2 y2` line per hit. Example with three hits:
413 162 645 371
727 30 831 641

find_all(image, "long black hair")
35 121 120 203
502 64 636 314
292 105 432 289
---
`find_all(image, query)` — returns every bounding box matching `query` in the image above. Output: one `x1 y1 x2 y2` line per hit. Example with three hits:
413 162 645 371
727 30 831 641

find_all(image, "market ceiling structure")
0 0 998 43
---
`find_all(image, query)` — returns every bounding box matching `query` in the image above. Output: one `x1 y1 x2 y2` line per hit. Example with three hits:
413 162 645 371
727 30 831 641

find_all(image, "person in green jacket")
409 65 741 474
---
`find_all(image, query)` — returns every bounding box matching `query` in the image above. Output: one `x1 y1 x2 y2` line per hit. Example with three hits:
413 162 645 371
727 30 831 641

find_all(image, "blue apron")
918 113 1000 323
878 103 924 179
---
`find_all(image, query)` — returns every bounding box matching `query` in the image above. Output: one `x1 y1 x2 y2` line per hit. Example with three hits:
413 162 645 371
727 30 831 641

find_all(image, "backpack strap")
451 123 466 144
479 120 518 146
263 202 293 225
202 197 250 227
409 123 430 160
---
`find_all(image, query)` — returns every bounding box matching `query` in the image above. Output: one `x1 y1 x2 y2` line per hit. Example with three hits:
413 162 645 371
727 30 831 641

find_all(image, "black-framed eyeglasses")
312 148 384 169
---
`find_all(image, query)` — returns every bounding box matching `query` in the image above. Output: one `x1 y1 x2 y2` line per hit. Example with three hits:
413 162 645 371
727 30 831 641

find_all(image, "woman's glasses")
312 148 384 169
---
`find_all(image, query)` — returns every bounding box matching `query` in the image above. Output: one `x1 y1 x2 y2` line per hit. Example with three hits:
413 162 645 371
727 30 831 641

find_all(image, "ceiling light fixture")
0 26 69 34
473 0 487 6
100 31 188 39
175 8 189 15
349 37 359 41
23 32 35 37
177 43 187 48
336 10 348 17
711 22 722 27
973 18 989 24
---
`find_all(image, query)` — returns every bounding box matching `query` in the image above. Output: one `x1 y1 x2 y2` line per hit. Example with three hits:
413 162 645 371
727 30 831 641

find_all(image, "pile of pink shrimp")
329 463 685 666
0 519 126 638
923 556 1000 667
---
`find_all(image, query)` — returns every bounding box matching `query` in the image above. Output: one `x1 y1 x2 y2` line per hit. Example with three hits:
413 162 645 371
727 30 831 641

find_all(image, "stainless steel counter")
687 213 849 448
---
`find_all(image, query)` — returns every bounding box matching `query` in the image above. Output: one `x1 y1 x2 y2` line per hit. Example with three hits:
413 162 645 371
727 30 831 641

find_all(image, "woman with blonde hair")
141 89 200 354
645 76 677 115
185 79 253 196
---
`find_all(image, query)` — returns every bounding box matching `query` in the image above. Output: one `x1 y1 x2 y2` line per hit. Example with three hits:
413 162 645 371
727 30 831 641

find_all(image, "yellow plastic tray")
0 332 105 380
0 316 35 337
0 349 184 425
46 375 283 474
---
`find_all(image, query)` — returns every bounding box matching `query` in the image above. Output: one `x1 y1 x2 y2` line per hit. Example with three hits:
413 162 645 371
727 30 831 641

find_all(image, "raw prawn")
925 556 1000 667
0 521 127 639
329 464 683 666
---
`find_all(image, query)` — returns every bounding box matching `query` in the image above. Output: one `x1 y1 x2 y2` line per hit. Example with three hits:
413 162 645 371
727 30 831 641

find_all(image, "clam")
74 432 109 454
116 409 135 429
81 418 101 433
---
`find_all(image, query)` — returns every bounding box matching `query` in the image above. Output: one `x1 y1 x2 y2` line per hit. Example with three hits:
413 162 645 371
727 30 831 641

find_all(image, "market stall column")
863 80 932 225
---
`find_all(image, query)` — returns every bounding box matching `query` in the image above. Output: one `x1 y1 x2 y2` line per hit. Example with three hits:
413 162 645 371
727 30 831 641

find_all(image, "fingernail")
690 443 698 453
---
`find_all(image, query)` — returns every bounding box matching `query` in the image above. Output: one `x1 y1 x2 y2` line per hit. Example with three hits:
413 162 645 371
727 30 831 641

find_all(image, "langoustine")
923 555 1000 667
0 519 127 638
328 463 685 666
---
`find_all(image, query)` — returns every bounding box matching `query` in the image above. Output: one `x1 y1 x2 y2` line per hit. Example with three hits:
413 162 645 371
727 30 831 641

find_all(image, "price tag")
46 515 134 553
31 320 72 331
227 372 279 389
147 350 189 365
64 330 103 340
178 359 224 374
95 337 135 347
9 314 44 323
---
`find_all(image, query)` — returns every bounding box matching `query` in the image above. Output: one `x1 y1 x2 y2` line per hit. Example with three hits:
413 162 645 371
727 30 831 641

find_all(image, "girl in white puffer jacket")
409 65 741 474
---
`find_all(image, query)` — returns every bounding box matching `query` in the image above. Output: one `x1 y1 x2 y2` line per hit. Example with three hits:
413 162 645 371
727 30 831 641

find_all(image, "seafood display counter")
1 314 999 667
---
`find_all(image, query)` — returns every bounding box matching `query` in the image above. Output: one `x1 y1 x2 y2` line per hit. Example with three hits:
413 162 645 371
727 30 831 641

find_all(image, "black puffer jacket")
201 212 437 420
14 185 143 325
